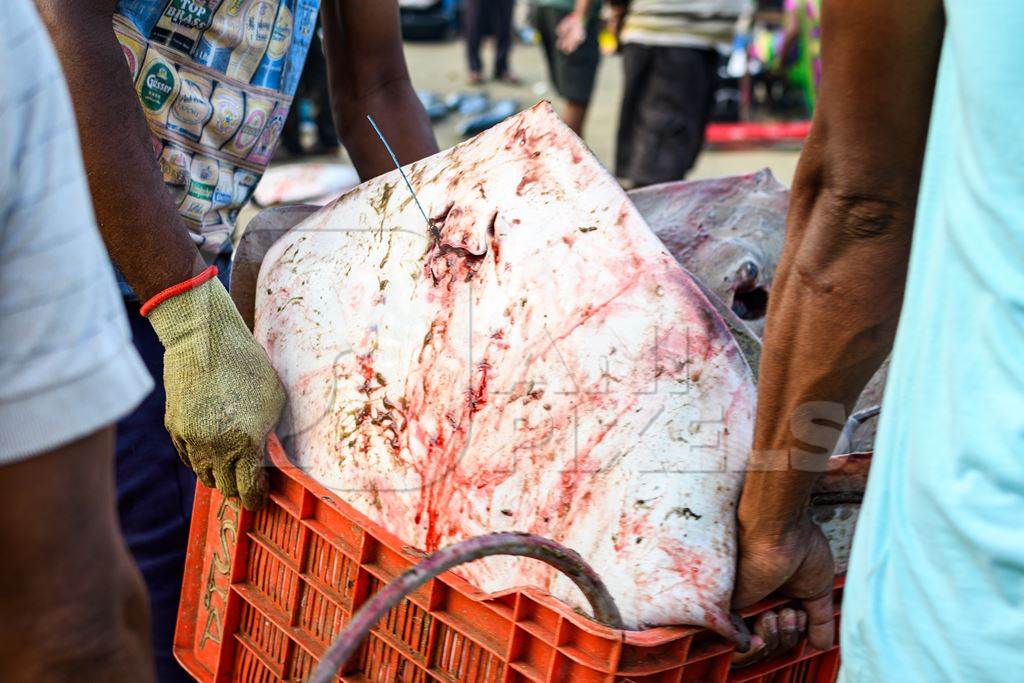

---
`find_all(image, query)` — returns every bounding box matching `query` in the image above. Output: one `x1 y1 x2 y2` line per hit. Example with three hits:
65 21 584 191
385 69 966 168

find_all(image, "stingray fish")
629 169 788 336
255 103 756 637
632 171 886 452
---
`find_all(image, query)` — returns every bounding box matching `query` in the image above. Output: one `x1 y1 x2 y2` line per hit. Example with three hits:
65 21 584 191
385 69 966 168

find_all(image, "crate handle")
309 531 623 682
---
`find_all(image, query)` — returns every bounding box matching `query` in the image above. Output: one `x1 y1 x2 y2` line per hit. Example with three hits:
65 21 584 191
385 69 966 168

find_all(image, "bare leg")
563 100 590 137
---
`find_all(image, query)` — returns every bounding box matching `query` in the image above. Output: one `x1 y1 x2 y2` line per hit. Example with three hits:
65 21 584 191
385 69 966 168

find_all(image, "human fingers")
802 589 835 650
731 633 766 667
758 610 780 653
213 457 239 499
778 607 803 651
234 450 269 511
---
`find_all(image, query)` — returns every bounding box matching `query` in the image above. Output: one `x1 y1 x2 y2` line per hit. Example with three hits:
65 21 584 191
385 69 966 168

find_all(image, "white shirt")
0 0 152 464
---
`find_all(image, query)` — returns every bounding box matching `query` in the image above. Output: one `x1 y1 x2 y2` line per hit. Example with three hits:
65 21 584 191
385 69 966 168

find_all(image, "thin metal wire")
367 115 431 228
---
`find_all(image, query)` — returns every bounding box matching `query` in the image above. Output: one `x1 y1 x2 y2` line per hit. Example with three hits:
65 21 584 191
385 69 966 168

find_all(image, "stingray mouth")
731 282 769 320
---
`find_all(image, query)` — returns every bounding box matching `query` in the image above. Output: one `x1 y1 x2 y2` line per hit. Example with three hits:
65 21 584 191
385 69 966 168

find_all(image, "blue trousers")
117 299 196 683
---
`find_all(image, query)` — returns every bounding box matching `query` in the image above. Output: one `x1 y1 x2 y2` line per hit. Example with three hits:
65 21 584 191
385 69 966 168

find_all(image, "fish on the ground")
253 161 360 207
416 90 450 121
458 98 520 137
255 103 756 637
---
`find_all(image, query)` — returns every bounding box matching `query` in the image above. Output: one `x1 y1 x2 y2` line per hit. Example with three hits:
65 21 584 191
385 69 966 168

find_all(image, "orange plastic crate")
175 435 843 682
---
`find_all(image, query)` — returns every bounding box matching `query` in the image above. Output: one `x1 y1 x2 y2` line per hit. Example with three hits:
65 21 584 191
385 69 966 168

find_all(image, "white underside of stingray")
255 103 755 635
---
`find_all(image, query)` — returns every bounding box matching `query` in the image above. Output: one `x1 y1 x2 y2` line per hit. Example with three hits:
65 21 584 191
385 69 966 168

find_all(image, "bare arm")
0 429 154 682
733 0 945 645
555 0 596 54
573 0 595 16
34 0 204 302
321 0 438 179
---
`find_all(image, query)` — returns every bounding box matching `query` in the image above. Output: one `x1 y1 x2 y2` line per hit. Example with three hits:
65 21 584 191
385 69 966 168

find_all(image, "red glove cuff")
140 265 219 317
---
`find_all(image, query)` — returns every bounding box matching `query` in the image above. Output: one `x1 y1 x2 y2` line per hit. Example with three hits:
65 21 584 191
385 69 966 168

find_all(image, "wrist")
737 500 812 546
140 265 218 317
737 483 810 539
145 272 242 349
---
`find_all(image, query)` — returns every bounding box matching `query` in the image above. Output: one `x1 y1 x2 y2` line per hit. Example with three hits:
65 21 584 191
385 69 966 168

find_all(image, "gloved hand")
145 270 285 510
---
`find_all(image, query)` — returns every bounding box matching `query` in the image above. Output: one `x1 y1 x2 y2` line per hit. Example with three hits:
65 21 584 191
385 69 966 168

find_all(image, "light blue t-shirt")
840 2 1024 681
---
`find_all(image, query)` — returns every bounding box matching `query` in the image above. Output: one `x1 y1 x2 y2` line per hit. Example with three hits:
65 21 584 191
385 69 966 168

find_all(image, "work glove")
145 269 285 510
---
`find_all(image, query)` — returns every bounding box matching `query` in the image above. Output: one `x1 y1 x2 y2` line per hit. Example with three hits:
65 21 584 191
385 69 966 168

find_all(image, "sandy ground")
403 36 801 185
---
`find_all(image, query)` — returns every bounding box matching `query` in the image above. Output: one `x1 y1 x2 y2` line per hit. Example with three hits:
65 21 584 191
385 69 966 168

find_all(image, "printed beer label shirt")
114 0 320 256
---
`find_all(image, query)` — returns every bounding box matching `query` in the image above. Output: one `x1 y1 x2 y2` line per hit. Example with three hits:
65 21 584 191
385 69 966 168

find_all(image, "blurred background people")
0 1 154 680
534 0 603 136
613 0 748 187
463 0 521 84
749 0 821 114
